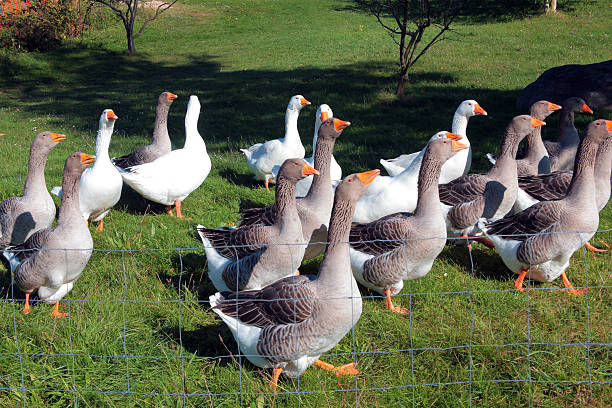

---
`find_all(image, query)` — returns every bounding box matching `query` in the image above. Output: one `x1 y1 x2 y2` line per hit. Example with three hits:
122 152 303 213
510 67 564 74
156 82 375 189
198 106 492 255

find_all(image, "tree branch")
133 0 178 39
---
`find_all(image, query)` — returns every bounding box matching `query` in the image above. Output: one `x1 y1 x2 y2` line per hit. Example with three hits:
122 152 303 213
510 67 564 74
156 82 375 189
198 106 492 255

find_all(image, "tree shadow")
335 0 590 23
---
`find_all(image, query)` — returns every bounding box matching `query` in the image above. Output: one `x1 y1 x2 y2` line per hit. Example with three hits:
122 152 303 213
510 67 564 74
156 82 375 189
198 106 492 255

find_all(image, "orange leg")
314 359 359 376
167 205 174 217
175 201 183 219
514 268 528 291
22 292 31 315
460 234 473 252
472 236 495 249
84 220 89 227
384 289 409 315
96 219 104 232
269 368 282 392
584 241 609 253
50 302 69 318
264 179 271 192
561 272 586 296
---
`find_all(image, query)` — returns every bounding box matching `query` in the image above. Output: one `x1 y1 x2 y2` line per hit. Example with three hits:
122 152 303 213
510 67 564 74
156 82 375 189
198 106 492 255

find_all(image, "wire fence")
1 229 610 406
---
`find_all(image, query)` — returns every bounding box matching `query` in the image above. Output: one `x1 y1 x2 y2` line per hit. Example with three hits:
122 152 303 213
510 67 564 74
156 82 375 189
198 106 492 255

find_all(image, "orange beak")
605 120 612 132
474 104 487 116
106 110 118 121
356 169 380 185
320 111 330 122
300 97 311 106
80 153 96 165
548 102 562 111
531 117 545 128
301 161 319 176
167 93 178 101
581 103 593 114
452 139 469 152
50 133 66 143
333 118 351 131
444 132 462 140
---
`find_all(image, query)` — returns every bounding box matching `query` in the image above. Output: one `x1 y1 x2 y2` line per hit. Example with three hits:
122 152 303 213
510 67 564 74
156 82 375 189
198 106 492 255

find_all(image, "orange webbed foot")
50 302 69 318
584 241 609 253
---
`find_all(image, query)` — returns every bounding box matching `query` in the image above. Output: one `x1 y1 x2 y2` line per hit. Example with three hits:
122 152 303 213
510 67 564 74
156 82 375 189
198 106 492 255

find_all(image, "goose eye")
348 178 353 183
443 140 447 143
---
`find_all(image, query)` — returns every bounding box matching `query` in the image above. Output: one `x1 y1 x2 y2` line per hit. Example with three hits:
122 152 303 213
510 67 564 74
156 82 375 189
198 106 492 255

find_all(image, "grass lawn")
0 0 610 406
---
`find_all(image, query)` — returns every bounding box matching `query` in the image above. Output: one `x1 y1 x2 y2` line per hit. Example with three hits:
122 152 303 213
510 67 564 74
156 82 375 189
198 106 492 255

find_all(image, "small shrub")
0 0 94 51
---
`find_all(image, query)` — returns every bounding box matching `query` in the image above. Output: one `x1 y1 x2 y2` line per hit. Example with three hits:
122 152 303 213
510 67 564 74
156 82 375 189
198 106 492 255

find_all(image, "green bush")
0 0 94 51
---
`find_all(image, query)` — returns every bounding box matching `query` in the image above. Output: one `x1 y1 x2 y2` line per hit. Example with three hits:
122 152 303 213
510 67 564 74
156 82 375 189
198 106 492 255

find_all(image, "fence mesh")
1 229 610 406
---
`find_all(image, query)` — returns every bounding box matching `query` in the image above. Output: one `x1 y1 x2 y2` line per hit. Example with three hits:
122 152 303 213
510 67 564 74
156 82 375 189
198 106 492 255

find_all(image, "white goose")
51 110 122 231
271 104 341 197
241 95 310 190
119 95 211 218
380 99 487 181
352 131 462 224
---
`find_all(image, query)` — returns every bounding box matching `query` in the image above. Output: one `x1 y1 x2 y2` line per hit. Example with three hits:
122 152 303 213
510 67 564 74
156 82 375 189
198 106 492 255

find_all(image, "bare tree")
93 0 178 54
360 0 465 98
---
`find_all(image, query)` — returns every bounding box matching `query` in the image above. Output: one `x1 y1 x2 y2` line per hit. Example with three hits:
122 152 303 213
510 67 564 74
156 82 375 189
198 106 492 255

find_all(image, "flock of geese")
0 91 610 390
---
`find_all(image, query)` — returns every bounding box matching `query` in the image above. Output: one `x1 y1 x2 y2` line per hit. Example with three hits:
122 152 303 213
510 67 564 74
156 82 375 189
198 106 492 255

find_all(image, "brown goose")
481 119 612 295
349 137 468 314
0 131 66 248
545 97 593 172
3 152 96 317
197 159 319 292
210 169 379 391
237 117 351 260
112 91 177 169
439 115 545 249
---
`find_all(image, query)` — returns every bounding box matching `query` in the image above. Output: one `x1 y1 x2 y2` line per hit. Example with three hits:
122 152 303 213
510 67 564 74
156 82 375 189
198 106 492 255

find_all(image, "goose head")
563 97 593 115
288 94 311 112
160 91 178 106
530 100 562 121
33 131 66 155
584 119 612 145
425 133 469 164
457 100 487 118
277 158 319 184
317 117 351 142
336 169 380 202
99 109 118 132
65 152 96 178
507 115 546 142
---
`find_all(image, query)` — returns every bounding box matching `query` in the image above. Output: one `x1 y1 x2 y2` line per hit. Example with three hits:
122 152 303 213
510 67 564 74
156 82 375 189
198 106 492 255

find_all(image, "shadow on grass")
0 43 526 177
161 323 239 367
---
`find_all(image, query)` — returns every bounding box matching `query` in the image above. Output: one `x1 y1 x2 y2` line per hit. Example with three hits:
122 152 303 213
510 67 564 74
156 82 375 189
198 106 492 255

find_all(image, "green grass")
0 0 610 406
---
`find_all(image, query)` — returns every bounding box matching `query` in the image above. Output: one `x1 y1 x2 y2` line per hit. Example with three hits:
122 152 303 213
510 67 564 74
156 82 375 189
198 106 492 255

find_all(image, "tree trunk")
125 23 135 54
396 74 407 98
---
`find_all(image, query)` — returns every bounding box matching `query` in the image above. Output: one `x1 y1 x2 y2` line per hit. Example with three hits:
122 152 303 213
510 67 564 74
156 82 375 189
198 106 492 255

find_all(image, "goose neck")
57 171 83 224
23 146 49 197
152 102 171 148
414 150 444 217
305 137 334 200
94 126 113 162
558 109 578 145
316 195 354 284
452 113 470 140
566 136 598 202
274 176 298 217
283 108 300 142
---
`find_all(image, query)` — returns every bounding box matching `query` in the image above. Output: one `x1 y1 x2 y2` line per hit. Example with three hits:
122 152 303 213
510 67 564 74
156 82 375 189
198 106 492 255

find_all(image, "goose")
241 95 310 191
350 136 468 314
271 104 341 197
513 126 612 252
238 117 351 260
480 119 612 295
3 152 96 317
52 110 122 231
380 99 487 179
352 131 462 224
198 158 319 292
545 97 593 172
112 91 177 168
209 169 379 391
0 131 65 248
439 115 545 249
119 95 211 219
487 100 562 176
